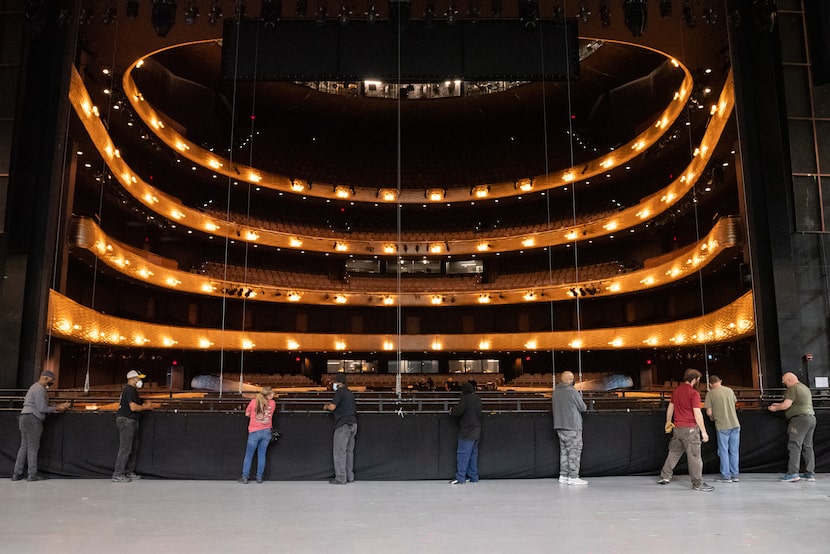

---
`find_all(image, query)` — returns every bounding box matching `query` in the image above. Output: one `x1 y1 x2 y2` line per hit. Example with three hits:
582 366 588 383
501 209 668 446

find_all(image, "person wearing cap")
704 375 741 482
768 372 816 482
449 380 482 485
11 370 71 482
323 373 357 484
112 370 156 483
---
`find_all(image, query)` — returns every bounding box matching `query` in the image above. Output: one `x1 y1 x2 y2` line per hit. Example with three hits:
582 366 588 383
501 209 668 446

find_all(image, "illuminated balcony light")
288 237 303 248
150 118 163 129
523 291 537 301
104 145 114 158
516 178 533 192
201 283 215 293
430 244 443 254
248 172 262 183
710 104 718 115
631 141 644 151
333 295 347 304
334 242 348 252
137 269 153 279
208 159 223 169
431 340 443 350
166 277 182 286
602 221 617 231
477 242 490 252
383 340 394 350
609 338 623 347
431 295 443 305
143 193 159 204
287 340 300 350
565 230 578 240
671 58 679 67
383 244 395 254
334 185 352 198
205 222 219 232
242 339 254 349
719 100 727 114
57 320 71 332
525 340 537 349
599 158 614 168
562 172 575 182
569 339 583 349
92 106 100 117
106 244 113 251
175 141 190 152
673 91 680 100
656 116 668 129
245 231 259 241
693 147 701 157
521 237 536 247
379 188 398 202
644 337 658 345
426 188 445 202
478 294 491 304
640 276 655 285
636 209 650 219
136 59 145 68
335 341 347 350
382 296 394 305
170 210 185 220
607 283 621 292
479 340 491 350
290 179 308 192
134 335 145 345
472 185 490 198
162 337 178 347
198 338 213 348
738 319 751 330
81 100 92 116
287 292 301 302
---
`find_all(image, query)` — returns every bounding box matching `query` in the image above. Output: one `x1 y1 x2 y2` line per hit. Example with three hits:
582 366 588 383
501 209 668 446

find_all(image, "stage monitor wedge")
222 19 580 82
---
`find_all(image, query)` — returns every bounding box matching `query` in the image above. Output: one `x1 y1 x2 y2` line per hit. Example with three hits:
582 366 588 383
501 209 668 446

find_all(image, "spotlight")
552 1 563 22
468 0 479 23
491 0 502 18
702 5 717 25
315 0 327 23
100 4 117 24
659 0 671 18
151 0 177 37
126 0 139 19
338 2 350 25
520 0 538 30
577 1 590 22
424 3 434 27
208 2 223 24
184 1 199 24
623 0 647 37
599 0 611 27
261 0 281 27
365 3 377 22
445 2 457 25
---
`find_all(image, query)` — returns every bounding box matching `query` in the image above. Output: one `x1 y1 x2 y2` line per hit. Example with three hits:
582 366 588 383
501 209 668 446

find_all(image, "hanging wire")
394 2 404 399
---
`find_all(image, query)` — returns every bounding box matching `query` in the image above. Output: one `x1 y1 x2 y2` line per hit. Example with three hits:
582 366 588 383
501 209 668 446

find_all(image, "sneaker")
558 476 569 484
715 477 732 483
448 479 464 485
238 478 249 484
112 475 131 483
11 473 24 482
256 477 263 484
328 479 346 485
126 472 142 480
27 474 49 482
568 477 588 486
731 477 740 482
692 482 714 492
780 473 801 482
800 472 816 482
657 478 670 485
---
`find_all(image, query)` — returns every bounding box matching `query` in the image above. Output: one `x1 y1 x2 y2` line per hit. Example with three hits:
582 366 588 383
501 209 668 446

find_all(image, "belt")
791 414 814 418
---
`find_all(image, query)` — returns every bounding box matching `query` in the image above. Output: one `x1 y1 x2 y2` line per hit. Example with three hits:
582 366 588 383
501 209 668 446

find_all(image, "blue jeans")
455 439 479 483
716 427 740 479
242 429 271 480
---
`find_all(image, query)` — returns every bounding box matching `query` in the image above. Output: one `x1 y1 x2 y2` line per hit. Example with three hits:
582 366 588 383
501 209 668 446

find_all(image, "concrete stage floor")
0 475 824 553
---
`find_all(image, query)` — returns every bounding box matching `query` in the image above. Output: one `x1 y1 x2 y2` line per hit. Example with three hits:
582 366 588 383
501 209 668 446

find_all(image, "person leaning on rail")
112 370 156 483
11 370 71 482
768 372 816 482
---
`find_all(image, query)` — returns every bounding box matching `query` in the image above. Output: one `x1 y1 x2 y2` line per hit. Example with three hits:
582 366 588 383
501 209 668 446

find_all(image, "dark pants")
14 414 44 477
787 414 816 475
332 423 357 483
114 416 140 477
455 439 480 483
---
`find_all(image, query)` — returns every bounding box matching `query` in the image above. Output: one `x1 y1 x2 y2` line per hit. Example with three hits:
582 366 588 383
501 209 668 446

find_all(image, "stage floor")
0 474 823 552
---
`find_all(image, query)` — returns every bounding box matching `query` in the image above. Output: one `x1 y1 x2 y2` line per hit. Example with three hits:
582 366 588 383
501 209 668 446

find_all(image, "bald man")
768 372 816 482
553 371 588 485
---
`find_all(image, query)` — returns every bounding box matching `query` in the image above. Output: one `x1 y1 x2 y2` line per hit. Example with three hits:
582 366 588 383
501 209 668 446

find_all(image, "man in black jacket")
450 381 483 484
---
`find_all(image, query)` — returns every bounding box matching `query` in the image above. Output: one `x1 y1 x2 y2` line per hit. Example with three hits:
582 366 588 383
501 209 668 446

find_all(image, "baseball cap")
40 370 56 379
126 370 147 380
333 373 347 384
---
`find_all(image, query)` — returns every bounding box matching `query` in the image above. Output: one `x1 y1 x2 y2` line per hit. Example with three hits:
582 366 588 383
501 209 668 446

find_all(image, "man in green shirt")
768 372 816 482
704 375 740 482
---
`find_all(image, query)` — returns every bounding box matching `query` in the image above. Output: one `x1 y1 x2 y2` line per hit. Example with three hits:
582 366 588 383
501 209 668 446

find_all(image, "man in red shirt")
658 369 713 491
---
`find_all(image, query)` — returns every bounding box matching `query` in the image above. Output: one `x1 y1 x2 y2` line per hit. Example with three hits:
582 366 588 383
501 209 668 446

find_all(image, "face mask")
135 380 144 389
45 381 53 389
332 383 340 391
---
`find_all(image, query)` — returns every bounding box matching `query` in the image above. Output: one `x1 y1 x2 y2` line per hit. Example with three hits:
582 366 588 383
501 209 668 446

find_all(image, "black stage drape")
1 411 827 480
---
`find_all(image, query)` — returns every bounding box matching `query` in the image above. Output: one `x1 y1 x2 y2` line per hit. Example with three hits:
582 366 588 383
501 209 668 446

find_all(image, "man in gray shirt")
12 370 70 481
553 371 588 485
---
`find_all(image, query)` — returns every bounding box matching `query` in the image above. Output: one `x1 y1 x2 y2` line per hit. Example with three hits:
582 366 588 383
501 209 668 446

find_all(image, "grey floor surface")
1 474 826 553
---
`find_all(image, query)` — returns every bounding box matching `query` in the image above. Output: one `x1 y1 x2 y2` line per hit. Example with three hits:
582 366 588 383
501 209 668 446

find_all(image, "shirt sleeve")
35 386 56 414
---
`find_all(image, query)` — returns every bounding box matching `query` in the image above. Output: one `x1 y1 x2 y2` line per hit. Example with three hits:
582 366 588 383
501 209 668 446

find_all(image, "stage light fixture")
445 1 457 25
468 0 479 23
577 1 590 22
101 4 117 24
207 2 223 23
623 0 647 37
491 0 502 18
184 1 199 24
599 0 611 27
151 0 177 37
553 1 563 22
261 0 281 26
520 0 538 29
338 2 351 25
315 0 327 23
424 3 435 27
365 3 377 22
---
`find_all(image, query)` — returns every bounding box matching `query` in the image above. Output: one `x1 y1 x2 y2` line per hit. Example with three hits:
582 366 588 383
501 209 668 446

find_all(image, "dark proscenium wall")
1 411 826 480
